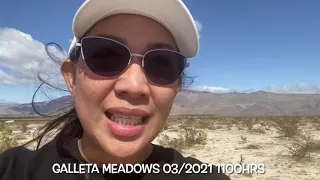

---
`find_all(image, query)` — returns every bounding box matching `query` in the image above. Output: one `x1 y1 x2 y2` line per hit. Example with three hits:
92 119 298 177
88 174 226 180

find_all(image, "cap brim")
72 0 199 58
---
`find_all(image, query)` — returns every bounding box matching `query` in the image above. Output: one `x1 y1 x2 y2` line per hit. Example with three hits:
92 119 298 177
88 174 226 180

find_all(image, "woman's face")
62 14 181 163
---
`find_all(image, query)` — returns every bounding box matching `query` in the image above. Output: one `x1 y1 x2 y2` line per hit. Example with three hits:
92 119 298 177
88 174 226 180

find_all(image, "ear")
177 85 182 92
61 59 76 97
176 83 182 93
176 76 183 92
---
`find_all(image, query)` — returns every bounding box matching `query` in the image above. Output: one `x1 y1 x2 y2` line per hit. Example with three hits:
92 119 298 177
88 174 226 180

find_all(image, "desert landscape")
1 90 320 179
1 115 319 179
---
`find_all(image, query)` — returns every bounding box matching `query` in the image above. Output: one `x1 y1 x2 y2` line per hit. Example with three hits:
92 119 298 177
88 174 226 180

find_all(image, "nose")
113 57 150 100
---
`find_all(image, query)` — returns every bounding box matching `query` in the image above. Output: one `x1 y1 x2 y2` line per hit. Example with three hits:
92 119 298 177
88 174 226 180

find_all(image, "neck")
77 137 153 166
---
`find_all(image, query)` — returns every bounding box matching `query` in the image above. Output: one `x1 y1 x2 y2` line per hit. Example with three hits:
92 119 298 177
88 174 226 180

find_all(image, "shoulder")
0 139 61 179
0 145 33 179
152 144 231 180
0 144 35 166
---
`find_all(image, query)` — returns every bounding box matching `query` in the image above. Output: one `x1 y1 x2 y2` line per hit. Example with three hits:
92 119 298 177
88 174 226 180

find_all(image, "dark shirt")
0 137 231 180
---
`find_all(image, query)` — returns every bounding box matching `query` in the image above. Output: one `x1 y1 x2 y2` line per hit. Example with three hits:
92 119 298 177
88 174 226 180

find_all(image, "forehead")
84 14 178 51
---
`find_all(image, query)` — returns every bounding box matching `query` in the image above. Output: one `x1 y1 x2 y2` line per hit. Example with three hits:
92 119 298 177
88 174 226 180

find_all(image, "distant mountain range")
1 90 320 117
171 90 320 116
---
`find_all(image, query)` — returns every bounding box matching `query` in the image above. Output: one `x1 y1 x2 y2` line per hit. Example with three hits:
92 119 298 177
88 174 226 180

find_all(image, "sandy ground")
1 117 320 179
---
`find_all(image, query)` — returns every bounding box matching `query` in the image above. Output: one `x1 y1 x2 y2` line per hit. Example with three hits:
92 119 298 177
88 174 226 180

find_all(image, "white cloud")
263 83 320 94
3 28 319 95
0 28 67 88
194 20 203 38
191 86 238 93
195 20 203 33
191 83 320 94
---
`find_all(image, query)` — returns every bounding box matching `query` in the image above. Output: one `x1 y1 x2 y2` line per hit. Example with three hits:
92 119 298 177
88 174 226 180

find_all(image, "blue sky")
0 0 320 103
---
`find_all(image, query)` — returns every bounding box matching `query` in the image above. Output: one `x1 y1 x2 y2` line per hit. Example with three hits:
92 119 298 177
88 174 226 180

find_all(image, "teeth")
110 114 143 125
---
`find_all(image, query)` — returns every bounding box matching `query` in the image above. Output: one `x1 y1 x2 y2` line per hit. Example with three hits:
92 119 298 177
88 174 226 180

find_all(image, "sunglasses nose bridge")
130 53 145 67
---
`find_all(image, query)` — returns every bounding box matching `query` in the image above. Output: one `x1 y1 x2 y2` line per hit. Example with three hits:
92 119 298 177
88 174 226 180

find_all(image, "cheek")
74 61 114 107
151 85 178 116
73 68 114 127
146 85 178 140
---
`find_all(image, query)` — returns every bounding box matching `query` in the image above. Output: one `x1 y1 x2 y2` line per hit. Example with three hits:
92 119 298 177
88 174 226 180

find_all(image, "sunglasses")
74 36 189 85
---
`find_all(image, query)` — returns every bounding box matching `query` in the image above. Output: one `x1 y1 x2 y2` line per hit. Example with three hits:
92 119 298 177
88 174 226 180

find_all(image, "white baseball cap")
68 0 200 58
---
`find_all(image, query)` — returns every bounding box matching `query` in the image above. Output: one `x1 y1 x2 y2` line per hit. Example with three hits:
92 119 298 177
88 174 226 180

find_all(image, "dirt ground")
1 116 320 179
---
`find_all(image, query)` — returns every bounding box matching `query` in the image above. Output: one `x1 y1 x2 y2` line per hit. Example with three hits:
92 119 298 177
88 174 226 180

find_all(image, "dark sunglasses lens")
144 50 186 85
81 37 130 77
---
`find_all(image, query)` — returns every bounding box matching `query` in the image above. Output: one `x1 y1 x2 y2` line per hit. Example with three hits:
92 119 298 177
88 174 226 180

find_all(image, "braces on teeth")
110 114 143 125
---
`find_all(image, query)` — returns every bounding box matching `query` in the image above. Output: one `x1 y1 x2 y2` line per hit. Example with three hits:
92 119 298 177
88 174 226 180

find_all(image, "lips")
105 107 150 137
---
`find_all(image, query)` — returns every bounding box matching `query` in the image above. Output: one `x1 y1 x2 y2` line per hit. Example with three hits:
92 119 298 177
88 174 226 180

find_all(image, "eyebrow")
149 43 175 51
94 34 126 44
92 34 176 51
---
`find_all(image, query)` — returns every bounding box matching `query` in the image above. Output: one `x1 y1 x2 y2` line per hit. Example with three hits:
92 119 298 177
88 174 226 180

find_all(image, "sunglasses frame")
74 36 189 85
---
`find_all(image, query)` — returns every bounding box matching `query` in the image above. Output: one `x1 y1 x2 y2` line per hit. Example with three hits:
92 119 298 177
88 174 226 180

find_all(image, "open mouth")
105 111 148 126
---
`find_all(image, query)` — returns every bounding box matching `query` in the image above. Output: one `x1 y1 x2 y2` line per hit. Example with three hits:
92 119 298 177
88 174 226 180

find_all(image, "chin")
113 142 136 154
97 133 150 161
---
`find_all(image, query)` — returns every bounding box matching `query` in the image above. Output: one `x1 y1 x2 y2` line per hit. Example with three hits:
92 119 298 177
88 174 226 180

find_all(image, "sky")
0 0 320 103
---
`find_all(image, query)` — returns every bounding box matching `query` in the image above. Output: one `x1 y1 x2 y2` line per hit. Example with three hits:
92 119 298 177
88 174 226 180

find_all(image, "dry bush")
238 154 244 164
178 119 193 128
240 135 247 143
183 126 207 146
236 124 244 130
260 121 266 127
158 125 207 151
273 117 300 137
226 123 233 130
0 123 18 152
240 118 254 130
245 119 254 130
243 144 260 149
285 133 316 159
160 119 185 133
193 119 216 130
157 134 185 151
250 127 267 134
18 122 29 133
316 123 320 131
237 155 253 177
231 118 239 125
311 116 320 124
15 134 26 140
311 141 320 153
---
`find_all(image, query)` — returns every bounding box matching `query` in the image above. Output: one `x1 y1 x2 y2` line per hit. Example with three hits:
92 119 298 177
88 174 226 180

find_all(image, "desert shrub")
14 122 29 133
0 123 18 152
0 122 4 132
285 133 315 159
274 118 300 137
157 134 185 151
243 144 260 149
240 135 247 143
236 124 244 130
183 126 207 146
237 155 253 177
241 118 254 130
231 118 239 125
316 123 320 131
158 125 207 151
193 119 216 130
311 141 320 152
245 119 254 130
15 134 26 140
20 123 29 133
250 127 267 134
